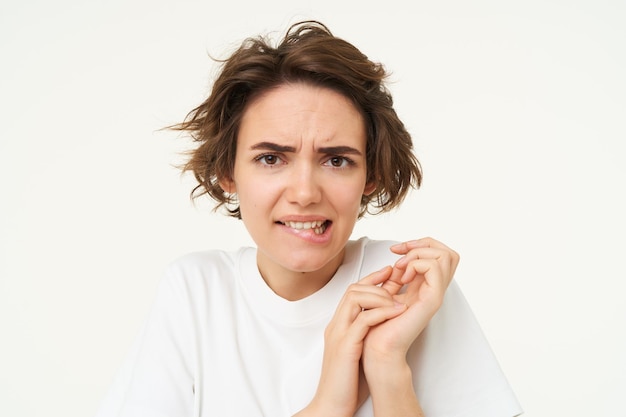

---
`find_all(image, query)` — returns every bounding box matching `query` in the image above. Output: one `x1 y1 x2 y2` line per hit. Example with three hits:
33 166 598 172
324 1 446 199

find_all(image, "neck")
256 250 345 301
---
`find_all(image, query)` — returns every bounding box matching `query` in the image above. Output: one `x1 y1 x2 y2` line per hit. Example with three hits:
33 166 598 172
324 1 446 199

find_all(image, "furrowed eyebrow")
318 146 363 156
250 142 296 152
249 142 363 156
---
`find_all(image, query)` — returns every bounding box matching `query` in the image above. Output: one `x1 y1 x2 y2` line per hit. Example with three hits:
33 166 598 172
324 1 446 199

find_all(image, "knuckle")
452 250 461 263
354 309 378 327
344 284 359 296
344 287 360 302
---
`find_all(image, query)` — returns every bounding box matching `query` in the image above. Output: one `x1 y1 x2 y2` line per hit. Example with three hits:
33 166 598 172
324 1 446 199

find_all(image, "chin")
282 259 329 273
281 249 344 274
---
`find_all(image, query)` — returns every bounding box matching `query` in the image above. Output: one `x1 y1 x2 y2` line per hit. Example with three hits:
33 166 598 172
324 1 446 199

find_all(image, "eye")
324 156 354 168
255 154 282 166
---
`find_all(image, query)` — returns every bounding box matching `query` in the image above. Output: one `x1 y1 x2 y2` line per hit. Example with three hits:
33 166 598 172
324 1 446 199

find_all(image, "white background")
1 1 624 416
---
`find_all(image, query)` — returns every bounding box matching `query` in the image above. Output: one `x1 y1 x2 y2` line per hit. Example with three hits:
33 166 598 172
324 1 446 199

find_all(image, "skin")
221 82 460 416
221 82 375 301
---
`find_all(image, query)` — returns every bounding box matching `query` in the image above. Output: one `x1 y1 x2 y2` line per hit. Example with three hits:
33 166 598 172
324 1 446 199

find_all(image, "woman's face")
222 83 374 290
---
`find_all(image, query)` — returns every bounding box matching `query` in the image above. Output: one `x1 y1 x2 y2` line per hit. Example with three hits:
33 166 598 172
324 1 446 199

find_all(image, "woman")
96 21 522 417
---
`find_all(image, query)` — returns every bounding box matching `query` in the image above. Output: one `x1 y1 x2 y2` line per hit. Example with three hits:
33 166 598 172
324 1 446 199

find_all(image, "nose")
284 163 322 206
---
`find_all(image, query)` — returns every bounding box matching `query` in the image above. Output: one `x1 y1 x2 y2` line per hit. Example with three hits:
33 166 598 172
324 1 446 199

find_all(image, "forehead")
238 83 366 149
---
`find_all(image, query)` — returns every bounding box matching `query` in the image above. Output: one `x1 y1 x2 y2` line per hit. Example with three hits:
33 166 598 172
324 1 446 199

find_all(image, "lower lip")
278 222 333 244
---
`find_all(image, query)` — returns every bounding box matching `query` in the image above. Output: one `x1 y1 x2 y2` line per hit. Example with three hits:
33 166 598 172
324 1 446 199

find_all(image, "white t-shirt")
96 237 522 417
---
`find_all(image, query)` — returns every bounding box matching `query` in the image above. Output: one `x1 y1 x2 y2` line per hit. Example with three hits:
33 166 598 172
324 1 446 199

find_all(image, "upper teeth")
285 220 326 230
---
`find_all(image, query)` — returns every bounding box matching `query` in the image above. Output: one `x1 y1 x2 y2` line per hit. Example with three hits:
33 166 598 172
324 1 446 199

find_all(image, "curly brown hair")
172 20 422 218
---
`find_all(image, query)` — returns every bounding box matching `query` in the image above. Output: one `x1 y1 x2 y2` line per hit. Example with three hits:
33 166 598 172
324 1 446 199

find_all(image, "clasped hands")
304 237 460 417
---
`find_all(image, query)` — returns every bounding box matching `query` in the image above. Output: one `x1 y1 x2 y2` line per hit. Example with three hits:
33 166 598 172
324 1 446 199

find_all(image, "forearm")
364 356 424 417
292 366 370 417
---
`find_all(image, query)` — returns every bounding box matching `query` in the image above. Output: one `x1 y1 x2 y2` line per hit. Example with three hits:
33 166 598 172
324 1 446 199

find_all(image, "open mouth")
277 220 330 235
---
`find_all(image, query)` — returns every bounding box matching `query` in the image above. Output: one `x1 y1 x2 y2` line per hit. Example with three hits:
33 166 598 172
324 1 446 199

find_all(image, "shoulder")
165 249 241 275
360 237 400 257
157 247 251 296
351 237 402 278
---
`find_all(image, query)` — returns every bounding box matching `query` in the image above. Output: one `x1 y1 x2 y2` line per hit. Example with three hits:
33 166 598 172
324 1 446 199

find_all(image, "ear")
219 177 236 194
363 181 376 196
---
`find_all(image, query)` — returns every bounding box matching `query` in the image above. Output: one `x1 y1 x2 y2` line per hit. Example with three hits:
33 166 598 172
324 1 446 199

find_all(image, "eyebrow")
250 142 296 153
250 141 363 156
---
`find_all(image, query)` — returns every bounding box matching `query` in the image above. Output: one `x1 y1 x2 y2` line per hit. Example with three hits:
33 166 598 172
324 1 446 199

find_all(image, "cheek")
328 181 367 211
236 178 280 209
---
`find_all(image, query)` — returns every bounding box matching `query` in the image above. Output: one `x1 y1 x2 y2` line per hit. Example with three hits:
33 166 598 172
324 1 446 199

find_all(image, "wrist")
364 356 412 388
293 402 352 417
362 360 421 416
363 351 408 375
293 392 356 417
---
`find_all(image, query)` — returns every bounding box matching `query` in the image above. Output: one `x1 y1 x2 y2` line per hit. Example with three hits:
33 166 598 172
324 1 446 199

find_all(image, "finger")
380 265 405 295
401 258 450 297
389 238 437 255
394 247 458 279
358 265 393 286
335 284 398 324
383 246 452 293
391 237 458 258
345 303 407 342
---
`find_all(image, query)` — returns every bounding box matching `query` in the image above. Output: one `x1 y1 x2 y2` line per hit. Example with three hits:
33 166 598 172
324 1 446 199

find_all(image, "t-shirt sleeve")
359 238 523 417
95 268 195 417
409 281 523 417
